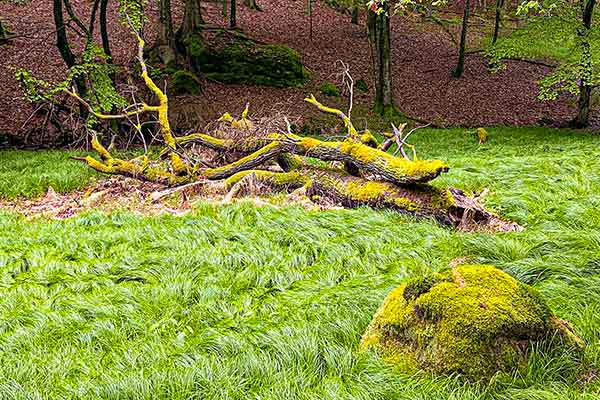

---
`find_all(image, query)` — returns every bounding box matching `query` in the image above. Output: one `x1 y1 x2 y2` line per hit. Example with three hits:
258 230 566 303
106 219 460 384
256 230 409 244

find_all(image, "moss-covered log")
222 168 520 230
69 33 518 232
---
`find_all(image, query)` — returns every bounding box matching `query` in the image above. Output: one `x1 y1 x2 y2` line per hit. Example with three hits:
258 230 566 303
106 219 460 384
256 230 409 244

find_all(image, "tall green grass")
0 127 599 399
0 150 99 199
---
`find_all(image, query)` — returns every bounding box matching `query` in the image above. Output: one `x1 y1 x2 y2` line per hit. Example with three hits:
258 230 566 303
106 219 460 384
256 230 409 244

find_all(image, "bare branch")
304 94 359 139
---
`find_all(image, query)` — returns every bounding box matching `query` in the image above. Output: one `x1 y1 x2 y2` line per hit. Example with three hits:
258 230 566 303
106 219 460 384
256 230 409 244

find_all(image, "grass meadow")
0 126 599 399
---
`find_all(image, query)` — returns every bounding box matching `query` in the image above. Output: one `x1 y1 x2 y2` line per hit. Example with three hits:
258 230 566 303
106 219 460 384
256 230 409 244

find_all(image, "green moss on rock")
360 265 585 380
319 82 341 97
171 70 203 95
194 42 307 88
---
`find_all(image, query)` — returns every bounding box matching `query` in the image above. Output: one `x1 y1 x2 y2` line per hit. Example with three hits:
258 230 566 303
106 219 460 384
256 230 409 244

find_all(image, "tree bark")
155 0 177 65
99 0 111 59
89 0 100 36
181 0 205 36
491 0 503 45
230 0 237 28
573 0 596 128
453 0 470 78
53 0 87 100
367 2 396 117
177 0 205 67
72 36 520 232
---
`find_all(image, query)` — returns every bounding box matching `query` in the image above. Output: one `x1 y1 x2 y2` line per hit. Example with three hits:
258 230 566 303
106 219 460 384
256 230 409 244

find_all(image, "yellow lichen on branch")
305 94 358 139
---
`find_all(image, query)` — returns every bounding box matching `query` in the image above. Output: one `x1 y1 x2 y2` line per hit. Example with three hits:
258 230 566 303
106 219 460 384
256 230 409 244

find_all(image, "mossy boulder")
319 82 341 97
170 70 202 95
360 265 584 380
187 32 307 88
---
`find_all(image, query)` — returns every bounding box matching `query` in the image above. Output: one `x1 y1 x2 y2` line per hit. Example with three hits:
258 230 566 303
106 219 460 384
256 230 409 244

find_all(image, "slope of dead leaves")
0 0 594 140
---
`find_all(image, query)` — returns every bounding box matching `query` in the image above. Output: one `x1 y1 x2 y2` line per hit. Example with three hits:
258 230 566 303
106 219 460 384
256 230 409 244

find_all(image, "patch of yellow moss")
360 131 379 148
224 170 309 188
323 139 448 181
170 153 188 175
342 181 422 211
429 187 456 210
360 265 585 380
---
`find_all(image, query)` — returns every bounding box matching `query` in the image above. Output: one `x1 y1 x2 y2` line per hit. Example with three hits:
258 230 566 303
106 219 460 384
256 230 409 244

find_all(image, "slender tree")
367 0 397 117
573 0 597 127
230 0 237 28
99 0 112 62
53 0 87 98
453 0 470 77
491 0 504 44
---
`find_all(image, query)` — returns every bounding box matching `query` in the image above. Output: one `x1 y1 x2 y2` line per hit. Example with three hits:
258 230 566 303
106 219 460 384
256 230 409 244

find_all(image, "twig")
337 60 354 122
150 180 207 202
391 122 409 160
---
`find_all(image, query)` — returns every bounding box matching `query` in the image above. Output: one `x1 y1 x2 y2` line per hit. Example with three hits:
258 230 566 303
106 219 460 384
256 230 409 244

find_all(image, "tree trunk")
99 0 112 62
155 0 177 65
75 40 520 232
244 0 262 11
230 0 237 28
177 0 205 67
491 0 503 45
453 0 470 78
573 0 596 128
180 0 204 38
368 2 397 117
89 0 100 36
53 0 87 100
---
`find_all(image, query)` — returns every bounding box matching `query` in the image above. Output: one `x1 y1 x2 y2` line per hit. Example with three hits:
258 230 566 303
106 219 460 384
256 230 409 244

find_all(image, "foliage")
117 0 147 32
486 4 600 101
16 44 127 128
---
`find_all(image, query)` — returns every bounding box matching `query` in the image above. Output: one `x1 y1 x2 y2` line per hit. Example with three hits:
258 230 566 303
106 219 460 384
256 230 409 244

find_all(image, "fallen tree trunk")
57 29 518 232
223 168 520 231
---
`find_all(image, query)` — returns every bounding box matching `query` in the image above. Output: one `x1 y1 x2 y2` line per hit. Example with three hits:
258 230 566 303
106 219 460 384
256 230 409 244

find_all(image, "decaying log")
66 27 519 232
222 168 521 231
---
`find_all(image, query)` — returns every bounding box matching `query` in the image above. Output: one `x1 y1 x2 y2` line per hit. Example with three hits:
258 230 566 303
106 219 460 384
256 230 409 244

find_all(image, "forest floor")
1 0 596 145
0 126 599 398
